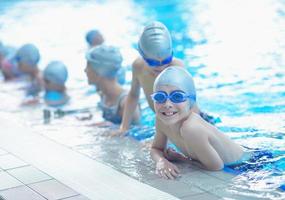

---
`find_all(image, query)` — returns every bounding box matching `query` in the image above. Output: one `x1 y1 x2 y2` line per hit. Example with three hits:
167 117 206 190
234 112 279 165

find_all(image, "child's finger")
110 130 122 137
170 168 179 178
155 169 164 178
164 169 175 180
160 170 169 179
173 165 180 174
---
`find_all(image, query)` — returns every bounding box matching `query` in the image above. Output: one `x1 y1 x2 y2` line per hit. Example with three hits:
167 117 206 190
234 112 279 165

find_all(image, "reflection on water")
1 0 285 199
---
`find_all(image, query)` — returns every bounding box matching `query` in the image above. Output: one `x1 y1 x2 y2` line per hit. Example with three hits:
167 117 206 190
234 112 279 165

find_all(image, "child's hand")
109 126 127 137
155 158 180 180
21 96 40 106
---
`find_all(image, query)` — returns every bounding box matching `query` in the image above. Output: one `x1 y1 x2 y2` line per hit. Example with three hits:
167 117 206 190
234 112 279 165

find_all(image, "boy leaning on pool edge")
150 66 244 179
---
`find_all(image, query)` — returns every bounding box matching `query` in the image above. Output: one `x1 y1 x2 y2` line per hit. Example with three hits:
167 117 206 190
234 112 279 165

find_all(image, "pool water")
0 0 285 199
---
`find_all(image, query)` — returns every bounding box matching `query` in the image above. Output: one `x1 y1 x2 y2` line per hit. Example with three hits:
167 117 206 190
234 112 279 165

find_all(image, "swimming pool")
0 0 285 199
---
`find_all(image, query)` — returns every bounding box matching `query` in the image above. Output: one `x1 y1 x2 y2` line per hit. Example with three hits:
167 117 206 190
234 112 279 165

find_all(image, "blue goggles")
138 45 173 67
151 90 196 104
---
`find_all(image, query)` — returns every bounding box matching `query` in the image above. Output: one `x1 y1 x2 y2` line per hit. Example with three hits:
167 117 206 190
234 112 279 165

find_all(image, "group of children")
0 42 69 106
0 21 247 180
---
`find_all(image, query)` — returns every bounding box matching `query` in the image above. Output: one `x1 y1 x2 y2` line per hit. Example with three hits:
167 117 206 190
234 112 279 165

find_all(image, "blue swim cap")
16 44 40 66
138 21 172 59
43 61 68 85
85 29 104 46
153 66 196 105
85 45 122 79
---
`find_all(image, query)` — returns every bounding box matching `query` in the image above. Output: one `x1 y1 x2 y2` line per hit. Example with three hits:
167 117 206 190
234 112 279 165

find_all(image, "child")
114 21 184 135
85 44 139 125
0 42 22 81
85 29 126 85
43 61 69 106
16 43 43 105
85 29 104 48
150 66 244 179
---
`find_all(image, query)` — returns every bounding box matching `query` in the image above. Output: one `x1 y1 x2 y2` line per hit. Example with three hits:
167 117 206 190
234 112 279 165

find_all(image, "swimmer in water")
85 44 140 125
16 43 44 105
150 66 244 179
43 61 69 107
0 42 23 81
85 29 104 48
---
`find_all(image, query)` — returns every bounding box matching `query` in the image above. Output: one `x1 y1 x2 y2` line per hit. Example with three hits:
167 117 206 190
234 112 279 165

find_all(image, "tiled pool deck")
0 113 283 200
0 149 88 200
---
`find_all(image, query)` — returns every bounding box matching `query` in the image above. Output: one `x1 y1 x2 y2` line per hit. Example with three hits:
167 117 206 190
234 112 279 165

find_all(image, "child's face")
91 35 104 47
44 79 64 92
18 62 35 74
85 62 99 85
153 85 191 125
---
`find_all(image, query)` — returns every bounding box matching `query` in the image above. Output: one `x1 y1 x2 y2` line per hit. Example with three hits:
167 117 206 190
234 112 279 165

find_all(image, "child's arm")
119 93 140 126
35 71 45 92
21 95 40 106
112 62 141 136
181 121 224 171
164 147 189 162
151 123 180 179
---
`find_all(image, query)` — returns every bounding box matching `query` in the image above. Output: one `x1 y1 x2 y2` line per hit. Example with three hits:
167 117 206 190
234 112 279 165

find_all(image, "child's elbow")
206 162 224 171
209 165 224 171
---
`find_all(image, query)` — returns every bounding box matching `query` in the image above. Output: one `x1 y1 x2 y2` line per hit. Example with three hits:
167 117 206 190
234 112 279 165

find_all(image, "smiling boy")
150 66 244 179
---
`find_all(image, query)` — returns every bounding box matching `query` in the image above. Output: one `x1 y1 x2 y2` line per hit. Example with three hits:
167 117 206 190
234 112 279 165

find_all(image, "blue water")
0 0 285 199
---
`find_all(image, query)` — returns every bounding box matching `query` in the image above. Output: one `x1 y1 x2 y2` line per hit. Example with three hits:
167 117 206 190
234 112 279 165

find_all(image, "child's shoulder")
132 57 145 72
181 112 205 134
171 57 184 67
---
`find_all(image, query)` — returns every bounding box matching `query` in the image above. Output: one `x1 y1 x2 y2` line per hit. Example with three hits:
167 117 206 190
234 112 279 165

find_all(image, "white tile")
0 185 46 200
55 195 90 200
204 170 236 181
146 178 203 198
0 154 28 170
0 172 23 190
29 179 78 200
180 171 228 193
181 192 221 200
7 166 52 184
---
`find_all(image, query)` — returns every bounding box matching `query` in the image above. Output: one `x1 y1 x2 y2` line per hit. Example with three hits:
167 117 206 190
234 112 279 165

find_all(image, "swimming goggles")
138 45 173 67
151 90 196 104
